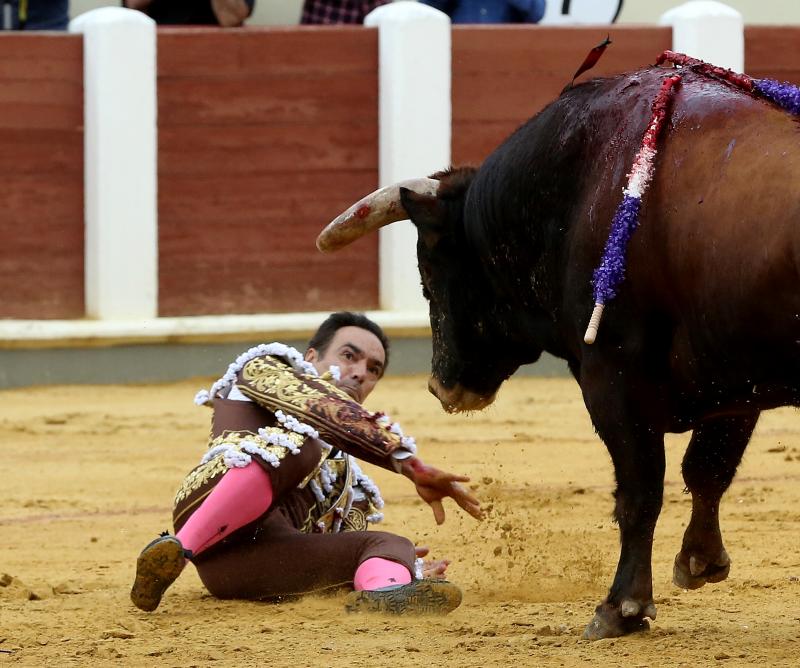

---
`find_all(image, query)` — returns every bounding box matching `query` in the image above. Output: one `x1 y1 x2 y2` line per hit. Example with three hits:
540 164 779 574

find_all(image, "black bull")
317 65 800 639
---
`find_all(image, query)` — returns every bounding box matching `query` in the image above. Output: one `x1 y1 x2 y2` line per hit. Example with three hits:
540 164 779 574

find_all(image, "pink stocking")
176 462 273 557
354 557 413 591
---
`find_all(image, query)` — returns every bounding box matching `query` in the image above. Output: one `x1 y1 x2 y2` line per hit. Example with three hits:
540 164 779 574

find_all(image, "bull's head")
317 168 531 413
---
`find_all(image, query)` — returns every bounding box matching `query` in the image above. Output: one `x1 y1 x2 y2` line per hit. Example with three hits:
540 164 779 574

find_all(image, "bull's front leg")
580 376 666 640
673 411 758 589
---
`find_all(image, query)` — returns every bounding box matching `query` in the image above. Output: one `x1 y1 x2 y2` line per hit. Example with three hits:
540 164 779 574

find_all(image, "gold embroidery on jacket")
343 507 368 532
297 441 333 489
173 430 297 507
173 454 228 507
241 355 352 405
298 456 380 534
237 356 404 464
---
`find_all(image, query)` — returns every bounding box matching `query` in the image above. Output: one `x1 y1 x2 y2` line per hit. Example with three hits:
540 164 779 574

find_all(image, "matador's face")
305 326 386 404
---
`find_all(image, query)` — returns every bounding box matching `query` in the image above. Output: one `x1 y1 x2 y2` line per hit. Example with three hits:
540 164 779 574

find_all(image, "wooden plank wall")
156 27 380 317
452 25 800 167
2 26 800 321
745 26 800 83
451 25 673 165
0 34 84 319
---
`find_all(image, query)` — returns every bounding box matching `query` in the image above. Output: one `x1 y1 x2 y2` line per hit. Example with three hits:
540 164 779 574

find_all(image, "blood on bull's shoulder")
316 54 800 640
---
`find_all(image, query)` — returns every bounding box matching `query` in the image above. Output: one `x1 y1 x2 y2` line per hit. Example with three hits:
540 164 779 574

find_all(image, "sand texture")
1 375 799 667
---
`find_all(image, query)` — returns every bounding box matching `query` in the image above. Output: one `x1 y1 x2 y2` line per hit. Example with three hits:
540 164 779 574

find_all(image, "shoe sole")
344 580 462 615
130 536 185 612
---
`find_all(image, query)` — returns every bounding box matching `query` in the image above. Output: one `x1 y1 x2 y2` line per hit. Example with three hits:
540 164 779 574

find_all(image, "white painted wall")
540 0 623 24
619 0 800 25
69 7 158 320
365 1 451 313
659 1 744 71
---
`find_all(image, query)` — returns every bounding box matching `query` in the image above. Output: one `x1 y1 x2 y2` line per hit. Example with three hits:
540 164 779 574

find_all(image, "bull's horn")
316 177 439 252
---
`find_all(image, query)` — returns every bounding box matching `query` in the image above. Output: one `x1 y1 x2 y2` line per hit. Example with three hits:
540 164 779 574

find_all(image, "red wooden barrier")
745 26 800 83
155 27 381 317
0 34 83 319
452 25 672 165
2 26 800 320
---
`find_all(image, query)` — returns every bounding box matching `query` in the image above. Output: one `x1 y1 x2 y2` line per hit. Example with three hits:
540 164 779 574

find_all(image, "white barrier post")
659 1 744 72
69 8 158 320
365 2 451 313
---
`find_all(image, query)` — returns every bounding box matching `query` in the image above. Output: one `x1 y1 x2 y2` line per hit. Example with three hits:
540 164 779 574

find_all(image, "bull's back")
630 75 800 390
472 67 800 404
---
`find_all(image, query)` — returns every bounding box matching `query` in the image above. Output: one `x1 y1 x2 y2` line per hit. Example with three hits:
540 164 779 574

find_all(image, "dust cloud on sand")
1 376 799 667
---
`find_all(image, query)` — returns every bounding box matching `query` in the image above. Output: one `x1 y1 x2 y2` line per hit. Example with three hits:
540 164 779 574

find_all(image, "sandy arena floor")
1 374 799 667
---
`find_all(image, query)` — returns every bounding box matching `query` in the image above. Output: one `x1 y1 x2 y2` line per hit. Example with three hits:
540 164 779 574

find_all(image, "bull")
316 59 800 639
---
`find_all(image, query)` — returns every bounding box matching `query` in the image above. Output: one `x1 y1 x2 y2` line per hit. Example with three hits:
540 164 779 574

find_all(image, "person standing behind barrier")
301 0 390 24
122 0 255 26
1 0 69 29
419 0 545 23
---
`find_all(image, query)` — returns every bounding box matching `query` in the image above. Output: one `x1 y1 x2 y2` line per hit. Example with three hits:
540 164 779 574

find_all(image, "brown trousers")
174 399 416 600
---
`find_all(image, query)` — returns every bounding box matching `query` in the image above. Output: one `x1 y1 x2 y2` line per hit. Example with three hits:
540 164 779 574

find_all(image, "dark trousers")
194 509 415 599
173 399 416 600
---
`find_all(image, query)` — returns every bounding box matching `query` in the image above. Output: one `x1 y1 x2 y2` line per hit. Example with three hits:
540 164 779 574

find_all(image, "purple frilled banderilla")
584 51 800 344
584 73 681 344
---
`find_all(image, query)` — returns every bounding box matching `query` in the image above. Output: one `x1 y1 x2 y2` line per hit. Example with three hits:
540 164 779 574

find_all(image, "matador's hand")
415 545 450 579
401 457 483 525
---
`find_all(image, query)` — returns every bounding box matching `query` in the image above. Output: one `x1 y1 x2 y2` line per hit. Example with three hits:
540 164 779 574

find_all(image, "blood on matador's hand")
400 457 483 525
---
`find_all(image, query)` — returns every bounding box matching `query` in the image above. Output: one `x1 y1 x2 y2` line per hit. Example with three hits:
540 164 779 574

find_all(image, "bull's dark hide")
322 60 800 639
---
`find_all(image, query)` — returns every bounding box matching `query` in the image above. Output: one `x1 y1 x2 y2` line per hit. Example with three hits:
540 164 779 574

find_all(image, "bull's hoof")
672 549 730 590
582 602 653 641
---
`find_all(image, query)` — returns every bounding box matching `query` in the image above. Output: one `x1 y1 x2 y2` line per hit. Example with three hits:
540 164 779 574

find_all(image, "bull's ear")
399 186 445 249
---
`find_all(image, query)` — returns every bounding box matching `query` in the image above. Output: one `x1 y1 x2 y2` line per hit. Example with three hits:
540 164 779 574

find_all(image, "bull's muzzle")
427 377 496 413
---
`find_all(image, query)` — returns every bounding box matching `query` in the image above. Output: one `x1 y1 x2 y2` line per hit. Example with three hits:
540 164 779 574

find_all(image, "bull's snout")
427 376 496 413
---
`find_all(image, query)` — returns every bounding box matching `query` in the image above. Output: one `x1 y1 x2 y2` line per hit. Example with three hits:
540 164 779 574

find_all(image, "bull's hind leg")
673 411 759 590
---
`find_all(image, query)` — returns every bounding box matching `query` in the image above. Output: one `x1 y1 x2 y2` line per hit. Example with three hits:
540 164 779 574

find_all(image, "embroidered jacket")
174 344 418 534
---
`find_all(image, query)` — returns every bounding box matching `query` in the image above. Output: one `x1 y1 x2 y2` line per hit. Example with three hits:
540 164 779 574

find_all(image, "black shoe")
344 579 462 615
130 534 188 612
